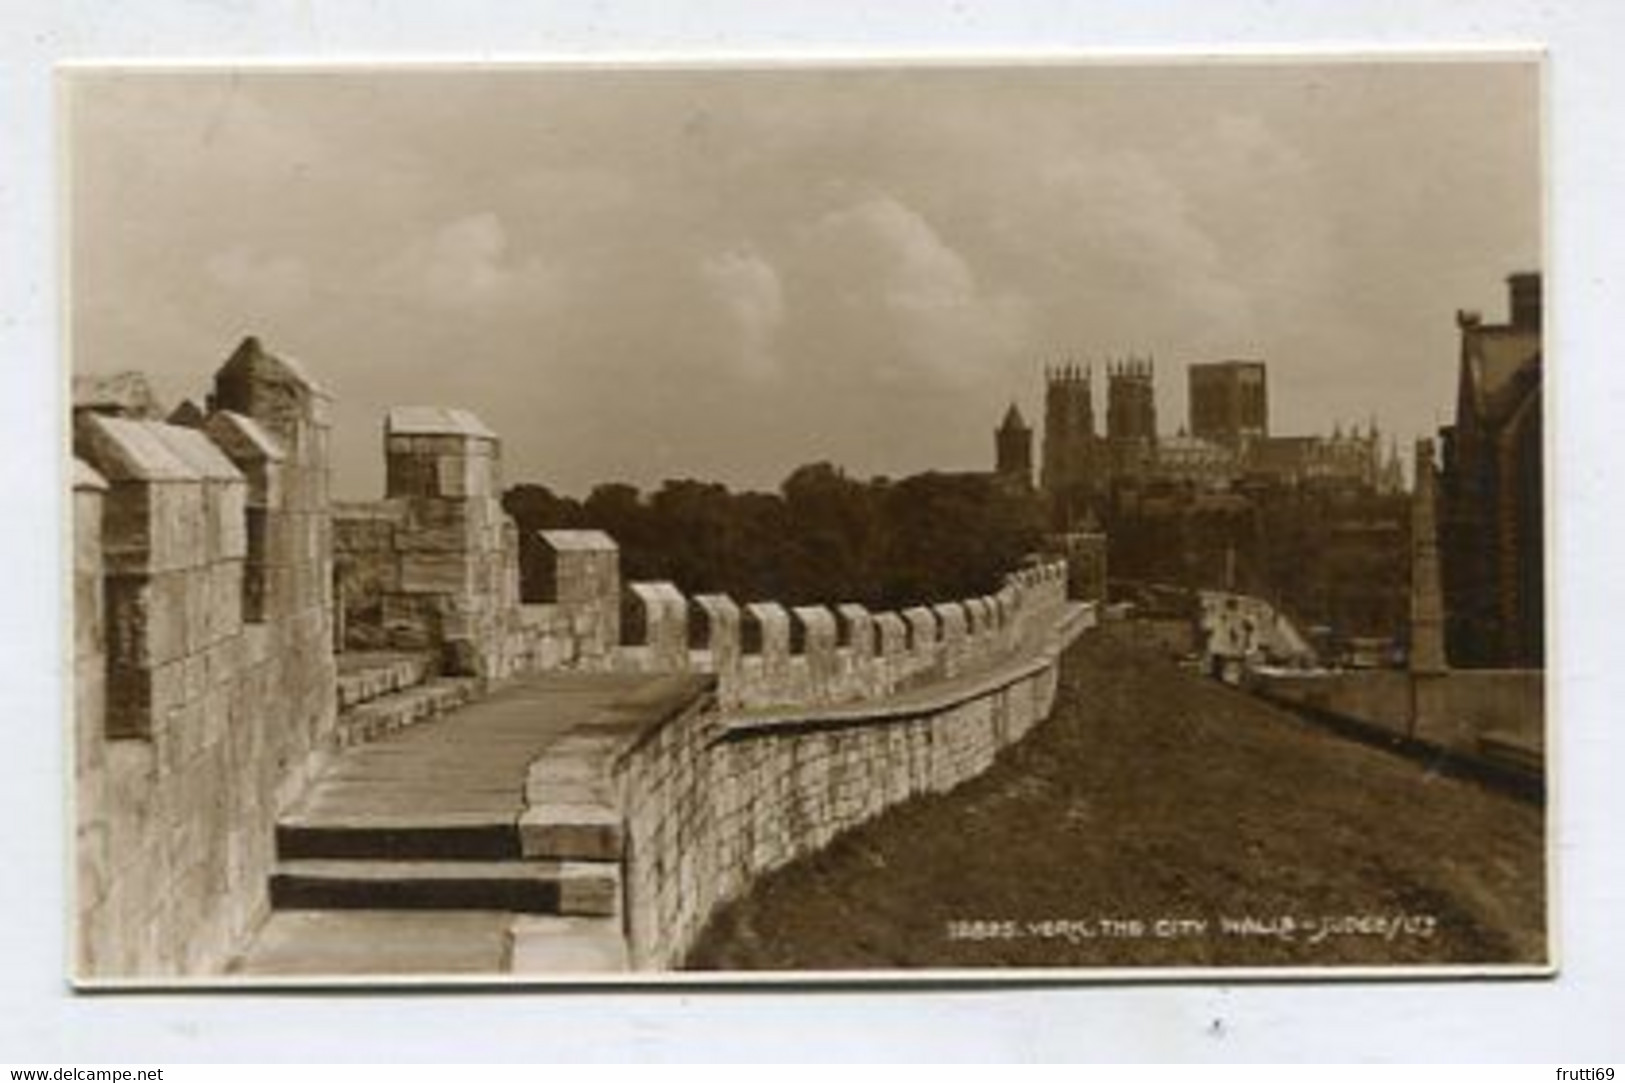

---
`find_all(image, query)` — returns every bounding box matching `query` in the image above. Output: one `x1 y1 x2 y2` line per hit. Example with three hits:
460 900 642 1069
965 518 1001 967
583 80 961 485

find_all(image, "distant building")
1022 351 1407 641
1040 364 1099 526
1105 357 1157 479
1249 423 1385 490
1437 271 1543 668
1153 432 1238 489
1188 360 1268 451
994 402 1034 489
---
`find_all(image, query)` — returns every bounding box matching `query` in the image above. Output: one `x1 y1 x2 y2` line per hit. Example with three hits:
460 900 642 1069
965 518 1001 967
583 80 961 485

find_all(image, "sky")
66 59 1541 500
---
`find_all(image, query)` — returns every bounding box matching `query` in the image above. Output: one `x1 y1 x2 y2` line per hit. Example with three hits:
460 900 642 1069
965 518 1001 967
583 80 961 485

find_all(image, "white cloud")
796 195 1030 386
699 246 786 380
205 248 313 309
373 212 560 314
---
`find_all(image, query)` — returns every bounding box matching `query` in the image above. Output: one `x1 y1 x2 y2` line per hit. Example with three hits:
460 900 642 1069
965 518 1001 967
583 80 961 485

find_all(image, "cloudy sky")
67 59 1540 499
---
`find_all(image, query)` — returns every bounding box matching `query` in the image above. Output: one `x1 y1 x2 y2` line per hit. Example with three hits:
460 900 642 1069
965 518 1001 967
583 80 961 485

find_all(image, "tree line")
503 463 1047 610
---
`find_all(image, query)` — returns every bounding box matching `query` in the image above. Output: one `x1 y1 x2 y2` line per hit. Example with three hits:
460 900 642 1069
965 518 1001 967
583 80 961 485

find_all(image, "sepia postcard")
63 55 1550 986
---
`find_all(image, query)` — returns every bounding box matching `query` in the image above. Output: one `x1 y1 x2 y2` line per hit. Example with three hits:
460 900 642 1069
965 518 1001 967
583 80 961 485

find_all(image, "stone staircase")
333 651 481 748
234 672 695 976
264 785 630 974
270 814 621 917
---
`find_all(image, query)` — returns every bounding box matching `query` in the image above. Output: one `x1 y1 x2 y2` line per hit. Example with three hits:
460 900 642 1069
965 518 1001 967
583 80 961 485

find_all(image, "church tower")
1106 355 1158 478
1041 363 1099 527
1041 364 1095 494
995 402 1033 489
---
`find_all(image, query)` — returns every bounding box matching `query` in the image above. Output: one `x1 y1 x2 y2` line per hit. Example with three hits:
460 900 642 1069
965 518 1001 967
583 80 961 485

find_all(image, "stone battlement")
616 558 1071 710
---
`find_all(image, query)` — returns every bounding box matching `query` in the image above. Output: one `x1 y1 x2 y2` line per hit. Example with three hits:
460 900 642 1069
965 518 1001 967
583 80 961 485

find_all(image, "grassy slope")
687 626 1547 971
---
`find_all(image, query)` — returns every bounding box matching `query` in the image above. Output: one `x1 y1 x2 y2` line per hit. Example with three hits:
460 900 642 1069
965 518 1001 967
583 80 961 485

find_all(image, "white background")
3 0 1621 1062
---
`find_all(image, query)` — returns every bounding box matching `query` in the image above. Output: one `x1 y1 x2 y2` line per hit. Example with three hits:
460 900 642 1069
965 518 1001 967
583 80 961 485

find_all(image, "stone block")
555 863 620 918
399 553 476 595
380 594 437 650
622 582 688 668
527 531 617 602
789 605 837 656
933 602 968 647
148 482 208 575
835 603 873 656
105 572 183 669
518 803 624 861
902 606 938 651
105 656 187 740
742 601 790 663
964 597 992 636
394 498 484 553
690 593 741 660
873 612 907 658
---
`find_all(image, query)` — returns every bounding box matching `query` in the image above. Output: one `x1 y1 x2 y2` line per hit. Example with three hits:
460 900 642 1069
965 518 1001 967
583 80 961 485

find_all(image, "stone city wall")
74 336 1091 980
73 337 337 979
608 599 1093 970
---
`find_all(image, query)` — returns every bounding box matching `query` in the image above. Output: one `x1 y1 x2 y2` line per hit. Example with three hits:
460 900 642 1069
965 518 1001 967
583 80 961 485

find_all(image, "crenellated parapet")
594 546 1076 711
72 335 1096 981
73 335 339 979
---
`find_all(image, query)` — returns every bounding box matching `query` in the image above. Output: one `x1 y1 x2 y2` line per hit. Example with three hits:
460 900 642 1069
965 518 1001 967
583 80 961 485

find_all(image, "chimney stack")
1507 271 1542 332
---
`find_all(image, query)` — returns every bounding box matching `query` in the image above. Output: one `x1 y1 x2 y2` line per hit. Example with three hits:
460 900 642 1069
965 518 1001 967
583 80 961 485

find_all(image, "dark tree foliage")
502 467 1046 607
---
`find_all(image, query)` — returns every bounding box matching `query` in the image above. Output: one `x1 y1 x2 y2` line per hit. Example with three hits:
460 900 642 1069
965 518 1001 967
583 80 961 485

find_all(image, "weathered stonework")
74 337 338 979
74 336 1092 981
611 599 1093 970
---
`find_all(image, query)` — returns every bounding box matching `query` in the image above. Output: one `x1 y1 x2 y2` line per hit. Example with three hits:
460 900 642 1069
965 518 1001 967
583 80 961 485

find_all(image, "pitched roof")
217 335 326 396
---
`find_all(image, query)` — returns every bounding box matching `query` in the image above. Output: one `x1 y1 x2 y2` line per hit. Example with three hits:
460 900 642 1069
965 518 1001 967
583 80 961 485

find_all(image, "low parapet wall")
1250 667 1545 760
606 600 1093 970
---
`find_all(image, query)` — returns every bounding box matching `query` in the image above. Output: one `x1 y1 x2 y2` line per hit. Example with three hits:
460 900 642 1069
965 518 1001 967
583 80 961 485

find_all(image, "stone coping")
537 529 618 552
77 414 244 483
386 406 497 440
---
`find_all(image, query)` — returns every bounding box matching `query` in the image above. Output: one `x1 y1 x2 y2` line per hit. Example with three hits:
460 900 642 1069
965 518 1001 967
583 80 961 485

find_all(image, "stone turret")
994 401 1033 489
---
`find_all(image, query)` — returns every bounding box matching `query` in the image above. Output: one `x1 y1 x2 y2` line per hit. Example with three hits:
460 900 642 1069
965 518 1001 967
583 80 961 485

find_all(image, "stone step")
334 677 481 748
277 815 521 861
233 910 515 977
508 915 630 974
270 858 619 916
336 651 436 710
277 805 626 863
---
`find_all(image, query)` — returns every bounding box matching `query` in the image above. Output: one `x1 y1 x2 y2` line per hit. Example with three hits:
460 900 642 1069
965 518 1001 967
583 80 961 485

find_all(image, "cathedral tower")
1040 364 1096 496
1106 355 1157 478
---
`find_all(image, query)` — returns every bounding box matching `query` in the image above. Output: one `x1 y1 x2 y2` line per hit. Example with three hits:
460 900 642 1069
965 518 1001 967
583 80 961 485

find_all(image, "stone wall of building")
73 338 337 979
610 598 1091 970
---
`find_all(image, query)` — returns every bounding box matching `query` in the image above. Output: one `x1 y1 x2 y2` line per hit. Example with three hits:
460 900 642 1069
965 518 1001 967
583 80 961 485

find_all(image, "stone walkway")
233 670 709 978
